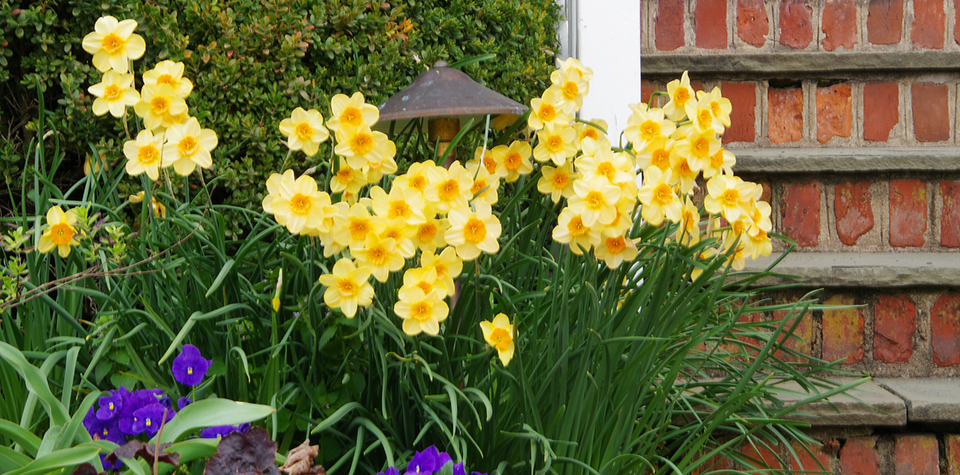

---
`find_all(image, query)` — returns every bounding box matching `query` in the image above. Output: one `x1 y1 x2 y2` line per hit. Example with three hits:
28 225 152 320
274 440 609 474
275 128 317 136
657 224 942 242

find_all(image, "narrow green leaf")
204 259 235 297
0 342 70 426
0 419 41 457
54 390 98 450
0 446 31 472
312 402 364 434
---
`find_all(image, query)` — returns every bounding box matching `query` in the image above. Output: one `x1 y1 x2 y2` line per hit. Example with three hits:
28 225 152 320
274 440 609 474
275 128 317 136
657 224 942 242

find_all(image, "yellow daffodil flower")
480 313 515 366
637 166 681 226
533 123 578 166
493 141 533 183
537 161 579 204
135 84 188 131
123 130 164 181
624 105 676 153
318 258 375 318
421 247 462 297
528 87 572 130
395 287 448 337
353 233 405 282
444 202 502 261
38 206 79 258
704 175 757 223
550 69 589 113
662 71 697 121
88 71 139 117
266 170 332 235
142 60 193 98
81 16 145 73
326 92 379 134
569 176 622 227
161 117 218 176
279 107 330 157
593 234 639 270
552 207 600 255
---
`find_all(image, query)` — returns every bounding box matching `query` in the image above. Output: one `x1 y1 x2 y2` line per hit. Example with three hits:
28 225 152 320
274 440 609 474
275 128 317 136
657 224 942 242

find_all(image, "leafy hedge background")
0 0 561 236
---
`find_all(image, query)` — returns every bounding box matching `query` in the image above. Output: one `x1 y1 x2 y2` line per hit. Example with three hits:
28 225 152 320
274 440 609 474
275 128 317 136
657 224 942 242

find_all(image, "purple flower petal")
172 344 212 386
96 390 123 420
177 397 192 410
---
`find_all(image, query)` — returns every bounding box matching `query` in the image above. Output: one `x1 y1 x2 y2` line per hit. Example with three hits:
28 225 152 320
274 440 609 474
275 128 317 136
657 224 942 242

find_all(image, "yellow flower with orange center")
330 158 368 195
421 247 462 297
533 123 578 166
537 161 579 204
480 313 515 366
675 197 702 247
412 216 448 254
528 87 572 130
38 206 79 258
326 92 380 134
122 129 164 181
703 147 736 179
135 84 188 131
569 176 622 227
334 124 390 170
594 234 639 270
662 71 697 121
279 108 330 157
161 117 218 176
444 202 501 261
88 71 139 117
673 126 720 172
142 61 193 98
424 162 472 214
695 87 732 133
266 170 332 235
370 185 426 225
353 233 405 282
399 267 448 302
624 105 676 153
704 175 757 223
550 68 589 113
635 136 674 172
552 207 599 255
81 16 145 73
637 166 682 226
465 161 499 206
493 141 533 183
395 287 448 337
318 258 375 318
573 119 608 150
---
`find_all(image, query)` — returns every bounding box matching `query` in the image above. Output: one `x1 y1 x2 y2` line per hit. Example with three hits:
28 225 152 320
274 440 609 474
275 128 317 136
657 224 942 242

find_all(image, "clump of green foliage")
0 0 561 236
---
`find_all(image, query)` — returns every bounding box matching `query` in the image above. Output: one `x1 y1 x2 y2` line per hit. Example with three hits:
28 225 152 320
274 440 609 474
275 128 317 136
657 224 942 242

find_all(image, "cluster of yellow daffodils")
83 16 218 181
264 92 507 341
626 71 772 271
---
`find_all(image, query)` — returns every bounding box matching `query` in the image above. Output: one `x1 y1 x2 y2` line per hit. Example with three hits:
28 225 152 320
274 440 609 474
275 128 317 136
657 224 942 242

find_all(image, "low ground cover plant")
0 11 863 475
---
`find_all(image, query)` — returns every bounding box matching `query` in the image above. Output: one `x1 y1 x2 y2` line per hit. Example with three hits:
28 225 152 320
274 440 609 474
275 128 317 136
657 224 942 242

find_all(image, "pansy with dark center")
132 403 173 438
171 344 212 386
376 468 399 475
200 422 250 439
405 446 451 475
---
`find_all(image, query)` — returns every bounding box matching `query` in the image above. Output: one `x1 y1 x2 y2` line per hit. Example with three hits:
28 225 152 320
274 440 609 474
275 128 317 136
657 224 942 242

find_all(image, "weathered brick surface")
737 0 769 47
656 0 685 51
889 180 927 247
768 87 803 144
822 295 863 364
941 181 960 247
774 308 812 363
790 441 832 473
912 82 950 143
895 435 939 475
779 0 813 49
932 294 960 367
947 434 960 475
722 81 756 143
740 443 782 471
781 181 820 247
695 0 727 49
874 295 916 363
641 79 658 106
816 83 852 144
911 0 945 49
841 437 881 475
821 0 857 51
759 182 771 203
863 82 899 142
867 0 903 45
835 181 874 246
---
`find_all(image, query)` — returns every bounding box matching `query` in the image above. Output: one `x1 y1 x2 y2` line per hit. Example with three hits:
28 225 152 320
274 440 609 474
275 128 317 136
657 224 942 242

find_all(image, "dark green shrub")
0 0 561 236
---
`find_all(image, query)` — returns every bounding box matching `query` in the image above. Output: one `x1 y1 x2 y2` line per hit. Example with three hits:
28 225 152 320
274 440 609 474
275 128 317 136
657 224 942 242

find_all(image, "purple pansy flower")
200 422 250 439
177 397 192 410
96 390 123 420
405 446 449 475
131 403 173 438
452 463 465 475
172 344 212 386
377 468 400 475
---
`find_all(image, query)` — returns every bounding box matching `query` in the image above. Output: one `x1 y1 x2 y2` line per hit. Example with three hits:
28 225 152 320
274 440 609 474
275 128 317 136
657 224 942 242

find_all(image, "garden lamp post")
377 60 528 164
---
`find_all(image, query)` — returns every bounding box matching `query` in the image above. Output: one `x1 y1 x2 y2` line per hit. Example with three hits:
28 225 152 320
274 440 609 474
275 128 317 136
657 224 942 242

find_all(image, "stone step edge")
729 147 960 174
641 51 960 76
739 252 960 287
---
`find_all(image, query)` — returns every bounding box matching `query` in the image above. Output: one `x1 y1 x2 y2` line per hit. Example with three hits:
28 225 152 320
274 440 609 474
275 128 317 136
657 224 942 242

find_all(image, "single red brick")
779 0 813 49
835 181 874 246
656 0 685 51
822 295 863 364
722 82 756 143
822 0 857 51
868 0 904 45
816 83 852 143
911 0 945 49
932 294 960 367
740 443 782 471
941 181 960 247
781 181 820 246
641 79 659 107
889 179 927 247
790 442 832 473
895 435 939 475
864 82 899 141
874 295 917 363
737 0 769 47
841 437 881 475
947 434 960 475
696 0 727 49
912 83 950 142
774 308 812 363
768 87 803 144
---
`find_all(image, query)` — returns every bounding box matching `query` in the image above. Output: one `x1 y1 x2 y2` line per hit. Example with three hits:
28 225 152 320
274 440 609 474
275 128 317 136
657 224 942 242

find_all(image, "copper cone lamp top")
377 60 528 124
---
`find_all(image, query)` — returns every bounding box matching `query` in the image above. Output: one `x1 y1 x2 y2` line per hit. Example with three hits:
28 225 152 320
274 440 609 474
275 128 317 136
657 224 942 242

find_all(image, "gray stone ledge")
770 379 906 426
730 147 960 174
740 252 960 287
875 378 960 423
642 51 960 76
